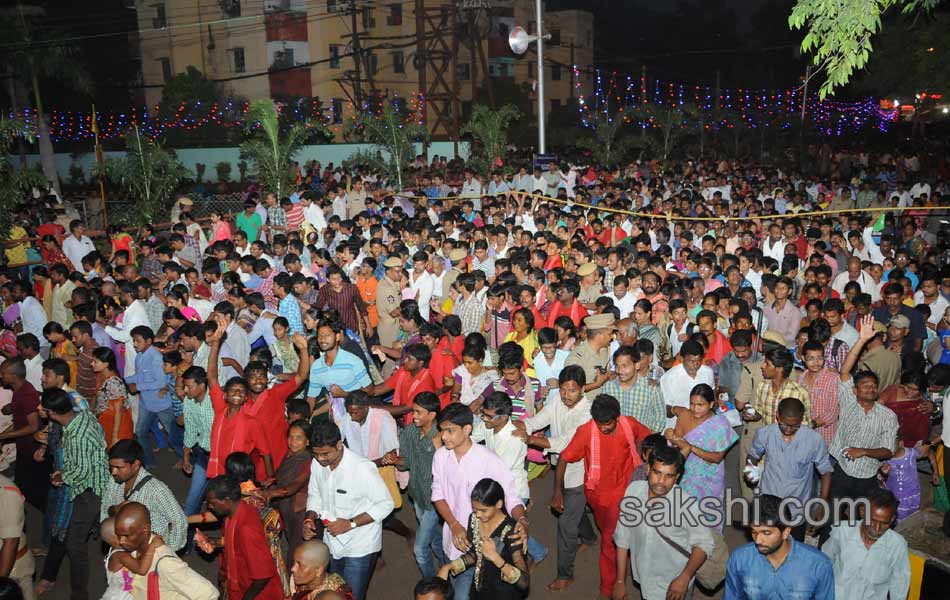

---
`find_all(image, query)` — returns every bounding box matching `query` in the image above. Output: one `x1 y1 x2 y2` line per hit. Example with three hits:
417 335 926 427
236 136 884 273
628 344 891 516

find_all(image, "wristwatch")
349 519 357 529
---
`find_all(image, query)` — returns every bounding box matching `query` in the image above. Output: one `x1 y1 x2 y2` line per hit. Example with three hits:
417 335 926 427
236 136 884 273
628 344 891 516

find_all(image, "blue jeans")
136 405 181 466
183 452 209 516
413 502 445 579
330 552 377 600
450 564 474 600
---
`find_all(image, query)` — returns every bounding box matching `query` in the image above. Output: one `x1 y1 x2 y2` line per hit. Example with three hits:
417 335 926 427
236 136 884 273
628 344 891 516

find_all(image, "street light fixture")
509 0 552 154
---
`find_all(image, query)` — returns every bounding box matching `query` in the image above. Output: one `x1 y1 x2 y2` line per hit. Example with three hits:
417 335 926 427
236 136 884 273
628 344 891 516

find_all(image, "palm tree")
461 104 521 171
344 98 428 191
0 4 93 195
0 117 45 237
240 99 317 198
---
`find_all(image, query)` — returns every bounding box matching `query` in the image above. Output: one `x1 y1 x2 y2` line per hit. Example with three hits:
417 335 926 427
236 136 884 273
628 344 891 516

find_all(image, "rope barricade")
395 189 949 222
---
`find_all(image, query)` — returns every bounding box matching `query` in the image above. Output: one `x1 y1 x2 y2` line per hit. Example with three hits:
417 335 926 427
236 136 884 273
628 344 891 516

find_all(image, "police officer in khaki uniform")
576 262 602 309
376 257 404 349
442 248 468 299
566 313 616 394
0 473 35 600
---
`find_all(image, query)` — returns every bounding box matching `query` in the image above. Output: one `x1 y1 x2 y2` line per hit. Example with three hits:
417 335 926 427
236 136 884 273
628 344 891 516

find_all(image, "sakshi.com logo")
618 488 871 529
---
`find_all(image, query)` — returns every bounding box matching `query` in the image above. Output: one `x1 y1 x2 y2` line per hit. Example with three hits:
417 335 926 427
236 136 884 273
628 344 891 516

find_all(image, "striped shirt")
314 283 366 332
829 379 898 479
753 379 812 426
398 423 439 509
601 377 666 433
61 410 110 500
183 392 215 452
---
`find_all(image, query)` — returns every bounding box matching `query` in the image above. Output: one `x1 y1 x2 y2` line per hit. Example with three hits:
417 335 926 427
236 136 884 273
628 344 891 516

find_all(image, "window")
366 52 378 75
329 45 340 69
392 51 404 73
551 63 561 80
551 99 561 111
274 47 294 69
549 29 561 46
158 57 172 82
362 7 375 28
153 3 166 28
497 23 509 38
221 0 240 18
327 0 337 12
457 63 470 80
387 4 402 26
232 47 246 73
331 98 343 124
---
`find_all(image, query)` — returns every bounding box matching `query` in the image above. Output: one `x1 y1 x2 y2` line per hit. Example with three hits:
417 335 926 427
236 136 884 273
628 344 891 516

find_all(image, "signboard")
534 153 558 171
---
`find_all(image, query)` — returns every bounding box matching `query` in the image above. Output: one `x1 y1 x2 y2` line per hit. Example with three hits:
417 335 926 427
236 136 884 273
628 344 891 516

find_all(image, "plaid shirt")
797 368 840 446
279 294 305 335
824 338 849 373
98 468 189 551
753 378 811 425
456 294 485 337
184 235 203 274
267 205 287 234
601 376 666 432
61 410 110 500
183 392 214 452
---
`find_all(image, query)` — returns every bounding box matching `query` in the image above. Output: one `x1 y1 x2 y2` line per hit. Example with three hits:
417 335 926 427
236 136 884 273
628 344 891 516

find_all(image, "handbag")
651 523 729 590
377 465 403 510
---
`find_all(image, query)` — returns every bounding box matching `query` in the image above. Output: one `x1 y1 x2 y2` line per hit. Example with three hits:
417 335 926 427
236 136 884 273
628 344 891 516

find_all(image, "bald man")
115 503 218 600
290 540 352 600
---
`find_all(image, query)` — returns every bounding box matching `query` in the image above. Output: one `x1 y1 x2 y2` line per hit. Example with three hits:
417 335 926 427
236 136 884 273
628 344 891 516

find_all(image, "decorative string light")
8 92 428 143
572 66 899 136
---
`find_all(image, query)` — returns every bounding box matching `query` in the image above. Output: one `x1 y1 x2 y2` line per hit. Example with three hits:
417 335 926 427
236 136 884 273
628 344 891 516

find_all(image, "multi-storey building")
134 0 592 139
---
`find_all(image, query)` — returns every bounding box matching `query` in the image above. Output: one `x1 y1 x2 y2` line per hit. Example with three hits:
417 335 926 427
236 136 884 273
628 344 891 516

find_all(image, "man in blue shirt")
724 494 834 600
127 326 181 469
305 313 372 418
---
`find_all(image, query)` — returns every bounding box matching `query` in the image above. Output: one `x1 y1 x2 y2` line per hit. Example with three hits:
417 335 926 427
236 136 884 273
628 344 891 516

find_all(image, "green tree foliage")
0 5 93 194
240 99 319 198
99 126 189 226
344 99 429 191
461 104 521 173
789 0 943 98
633 103 700 161
0 118 45 238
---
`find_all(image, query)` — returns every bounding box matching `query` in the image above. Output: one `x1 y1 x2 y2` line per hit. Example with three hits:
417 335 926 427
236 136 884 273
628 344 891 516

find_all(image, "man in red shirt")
206 476 283 600
547 280 588 329
206 326 274 481
419 322 458 407
240 328 311 469
557 395 651 600
697 309 733 365
333 343 436 426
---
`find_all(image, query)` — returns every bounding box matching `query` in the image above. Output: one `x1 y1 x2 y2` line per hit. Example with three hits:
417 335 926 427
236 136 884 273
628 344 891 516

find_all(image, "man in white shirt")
301 193 327 234
846 228 885 265
659 341 715 430
216 304 250 379
11 282 49 355
823 299 860 348
303 421 394 600
832 256 881 303
105 281 152 381
914 273 949 327
61 219 97 273
16 334 44 390
331 393 398 461
515 366 596 591
460 169 483 210
330 186 347 220
409 251 435 320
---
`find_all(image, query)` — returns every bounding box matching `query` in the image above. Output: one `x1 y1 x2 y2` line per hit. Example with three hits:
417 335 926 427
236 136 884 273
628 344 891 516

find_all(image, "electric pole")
350 0 363 106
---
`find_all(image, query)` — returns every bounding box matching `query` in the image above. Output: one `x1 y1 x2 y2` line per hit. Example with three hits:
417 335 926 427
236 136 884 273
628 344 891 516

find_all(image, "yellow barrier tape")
397 190 949 222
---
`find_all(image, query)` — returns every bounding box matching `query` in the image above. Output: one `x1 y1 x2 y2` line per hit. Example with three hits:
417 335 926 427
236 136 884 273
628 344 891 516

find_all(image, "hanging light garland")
8 92 428 143
573 66 899 136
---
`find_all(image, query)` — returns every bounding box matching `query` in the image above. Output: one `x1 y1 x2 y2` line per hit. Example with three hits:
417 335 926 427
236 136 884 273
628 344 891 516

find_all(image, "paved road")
27 445 752 600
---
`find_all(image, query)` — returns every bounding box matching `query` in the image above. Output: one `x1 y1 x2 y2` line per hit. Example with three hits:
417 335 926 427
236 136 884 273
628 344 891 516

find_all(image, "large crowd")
0 148 948 600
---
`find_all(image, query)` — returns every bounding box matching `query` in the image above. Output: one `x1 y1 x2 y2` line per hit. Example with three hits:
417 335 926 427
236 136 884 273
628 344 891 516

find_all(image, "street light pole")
535 0 545 154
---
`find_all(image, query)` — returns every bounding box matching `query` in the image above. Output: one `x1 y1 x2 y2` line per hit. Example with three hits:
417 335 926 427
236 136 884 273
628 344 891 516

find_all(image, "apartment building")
134 0 593 138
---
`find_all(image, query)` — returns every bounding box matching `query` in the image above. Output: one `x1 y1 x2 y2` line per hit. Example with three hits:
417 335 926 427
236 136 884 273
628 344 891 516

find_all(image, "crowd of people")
0 149 948 600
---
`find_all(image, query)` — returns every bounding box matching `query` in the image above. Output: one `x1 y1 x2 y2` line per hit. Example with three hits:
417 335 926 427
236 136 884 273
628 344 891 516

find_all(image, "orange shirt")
356 276 379 327
428 339 459 407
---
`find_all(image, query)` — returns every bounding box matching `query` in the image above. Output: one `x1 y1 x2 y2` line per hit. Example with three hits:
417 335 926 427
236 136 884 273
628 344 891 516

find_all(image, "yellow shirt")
4 226 28 264
504 330 539 377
